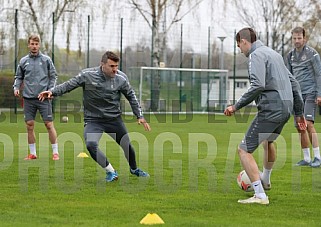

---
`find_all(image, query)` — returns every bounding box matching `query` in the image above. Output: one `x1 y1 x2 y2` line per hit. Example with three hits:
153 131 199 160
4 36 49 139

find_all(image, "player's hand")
296 116 307 131
224 105 235 116
316 96 321 106
138 118 151 131
14 90 20 97
38 91 53 101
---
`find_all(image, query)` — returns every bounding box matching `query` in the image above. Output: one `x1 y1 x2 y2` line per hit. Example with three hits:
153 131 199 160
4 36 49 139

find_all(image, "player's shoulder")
81 66 99 75
116 70 129 82
38 52 53 61
20 54 30 63
304 45 318 56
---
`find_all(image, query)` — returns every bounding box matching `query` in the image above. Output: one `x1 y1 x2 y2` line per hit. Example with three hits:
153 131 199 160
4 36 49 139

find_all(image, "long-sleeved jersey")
51 67 143 121
286 44 321 96
13 51 57 98
235 40 304 122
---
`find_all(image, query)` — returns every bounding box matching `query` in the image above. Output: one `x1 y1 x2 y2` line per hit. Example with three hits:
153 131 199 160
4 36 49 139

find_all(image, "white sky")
52 0 244 54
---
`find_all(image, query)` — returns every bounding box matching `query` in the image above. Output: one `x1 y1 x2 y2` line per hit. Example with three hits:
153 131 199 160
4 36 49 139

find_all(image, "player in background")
224 28 306 204
13 34 59 161
286 26 321 168
38 51 151 182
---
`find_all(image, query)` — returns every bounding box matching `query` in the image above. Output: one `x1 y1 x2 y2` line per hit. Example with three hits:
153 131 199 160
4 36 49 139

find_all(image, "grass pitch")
0 111 321 226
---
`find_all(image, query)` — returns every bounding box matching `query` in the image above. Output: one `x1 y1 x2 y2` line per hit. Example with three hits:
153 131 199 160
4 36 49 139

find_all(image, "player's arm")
288 71 304 117
234 54 265 111
47 58 58 89
311 53 321 105
38 72 84 101
121 79 151 131
13 62 24 97
285 52 293 74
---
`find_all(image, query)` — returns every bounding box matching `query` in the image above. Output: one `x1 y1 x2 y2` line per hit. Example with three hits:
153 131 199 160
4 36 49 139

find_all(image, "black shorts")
23 98 53 122
239 114 290 153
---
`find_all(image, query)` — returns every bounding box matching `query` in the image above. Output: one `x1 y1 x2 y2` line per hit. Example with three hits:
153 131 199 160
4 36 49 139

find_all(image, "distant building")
227 68 249 103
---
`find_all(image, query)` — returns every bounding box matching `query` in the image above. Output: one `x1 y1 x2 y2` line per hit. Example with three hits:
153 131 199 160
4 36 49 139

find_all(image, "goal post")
127 67 229 113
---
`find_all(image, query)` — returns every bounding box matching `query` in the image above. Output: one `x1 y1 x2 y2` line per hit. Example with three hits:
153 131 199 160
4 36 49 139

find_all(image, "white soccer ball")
61 116 69 123
237 170 253 192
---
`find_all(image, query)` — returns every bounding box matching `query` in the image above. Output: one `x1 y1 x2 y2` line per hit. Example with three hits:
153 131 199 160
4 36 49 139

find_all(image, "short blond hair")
28 34 41 44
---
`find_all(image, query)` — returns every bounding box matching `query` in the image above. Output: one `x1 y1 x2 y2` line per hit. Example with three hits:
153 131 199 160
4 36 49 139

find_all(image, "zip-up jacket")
51 67 143 121
235 40 304 122
13 51 57 98
286 44 321 96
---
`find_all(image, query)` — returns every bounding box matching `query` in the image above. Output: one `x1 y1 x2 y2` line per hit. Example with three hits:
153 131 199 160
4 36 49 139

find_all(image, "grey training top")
286 44 321 96
51 67 143 122
234 40 304 122
13 51 57 98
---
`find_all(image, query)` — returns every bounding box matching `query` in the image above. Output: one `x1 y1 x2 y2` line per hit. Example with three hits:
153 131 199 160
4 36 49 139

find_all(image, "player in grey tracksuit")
13 34 59 160
38 51 151 182
286 26 321 168
224 28 306 204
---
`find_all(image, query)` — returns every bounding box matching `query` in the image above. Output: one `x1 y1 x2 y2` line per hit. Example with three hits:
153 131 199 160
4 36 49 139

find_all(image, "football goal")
126 66 229 113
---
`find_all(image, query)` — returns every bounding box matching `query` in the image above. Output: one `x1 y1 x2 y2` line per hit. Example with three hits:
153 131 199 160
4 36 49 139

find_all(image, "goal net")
126 67 229 113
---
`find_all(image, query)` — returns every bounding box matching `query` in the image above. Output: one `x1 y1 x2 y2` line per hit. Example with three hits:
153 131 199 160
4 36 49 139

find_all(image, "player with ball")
224 28 307 204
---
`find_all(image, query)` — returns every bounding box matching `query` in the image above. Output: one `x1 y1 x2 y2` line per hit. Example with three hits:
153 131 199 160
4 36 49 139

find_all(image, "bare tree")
127 0 204 111
225 0 313 54
2 0 115 52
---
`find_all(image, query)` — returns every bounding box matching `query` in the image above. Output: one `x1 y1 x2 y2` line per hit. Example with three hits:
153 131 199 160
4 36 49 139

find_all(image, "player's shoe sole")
130 168 150 177
295 159 311 166
238 196 269 205
52 153 60 161
310 157 321 168
106 171 118 182
24 154 37 160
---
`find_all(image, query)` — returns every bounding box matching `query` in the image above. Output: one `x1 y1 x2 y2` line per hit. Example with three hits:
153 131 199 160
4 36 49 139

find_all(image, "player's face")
292 32 305 50
237 39 250 57
101 59 118 77
28 40 40 55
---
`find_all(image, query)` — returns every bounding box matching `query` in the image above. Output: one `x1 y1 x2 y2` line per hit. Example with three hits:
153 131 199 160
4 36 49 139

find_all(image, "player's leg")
237 116 268 204
304 93 320 167
23 99 38 159
296 128 311 165
84 122 107 166
260 117 289 189
237 115 289 204
38 99 59 160
307 121 320 167
106 117 149 177
84 122 118 182
261 141 275 190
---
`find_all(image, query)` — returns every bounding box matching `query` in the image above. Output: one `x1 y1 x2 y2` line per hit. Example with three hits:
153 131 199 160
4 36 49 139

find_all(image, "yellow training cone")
140 213 164 225
77 152 89 158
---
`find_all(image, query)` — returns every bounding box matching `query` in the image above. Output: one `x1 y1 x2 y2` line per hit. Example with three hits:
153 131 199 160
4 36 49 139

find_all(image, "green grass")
1 112 321 226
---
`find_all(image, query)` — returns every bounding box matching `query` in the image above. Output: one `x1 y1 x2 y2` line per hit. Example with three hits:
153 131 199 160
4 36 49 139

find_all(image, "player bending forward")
224 28 306 205
39 51 151 182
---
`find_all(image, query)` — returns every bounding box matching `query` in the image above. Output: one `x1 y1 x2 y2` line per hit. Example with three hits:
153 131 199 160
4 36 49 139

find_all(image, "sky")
51 0 244 54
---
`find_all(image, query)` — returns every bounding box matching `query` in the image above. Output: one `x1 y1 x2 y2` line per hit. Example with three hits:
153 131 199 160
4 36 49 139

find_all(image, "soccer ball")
237 170 253 192
61 116 69 123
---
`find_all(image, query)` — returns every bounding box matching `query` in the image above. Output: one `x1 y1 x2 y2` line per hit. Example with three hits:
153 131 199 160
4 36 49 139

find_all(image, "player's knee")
44 121 54 129
86 141 98 152
306 121 315 130
26 121 34 130
237 147 246 156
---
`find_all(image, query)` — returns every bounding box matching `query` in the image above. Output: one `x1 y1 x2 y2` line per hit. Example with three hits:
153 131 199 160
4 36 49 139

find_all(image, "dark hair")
236 28 257 43
28 34 41 43
291 27 305 37
101 51 120 63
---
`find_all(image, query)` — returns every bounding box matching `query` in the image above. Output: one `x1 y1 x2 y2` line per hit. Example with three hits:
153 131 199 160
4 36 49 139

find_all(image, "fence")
0 9 300 112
